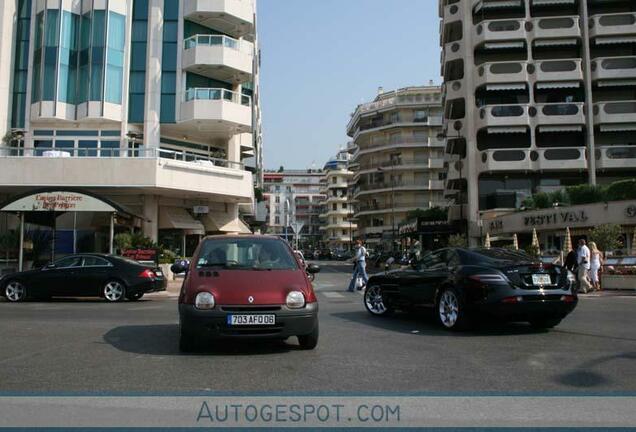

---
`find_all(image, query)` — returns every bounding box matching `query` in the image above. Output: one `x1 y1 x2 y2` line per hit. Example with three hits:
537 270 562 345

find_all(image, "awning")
159 207 205 235
201 212 251 234
487 126 527 134
486 83 527 91
595 36 636 46
533 0 575 5
537 81 580 89
474 0 522 13
534 38 578 47
600 124 636 132
538 125 583 133
598 80 636 88
484 41 525 50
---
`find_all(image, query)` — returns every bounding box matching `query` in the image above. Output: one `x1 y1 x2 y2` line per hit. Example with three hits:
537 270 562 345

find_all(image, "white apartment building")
440 0 636 244
319 149 356 251
263 170 325 249
0 0 262 260
347 86 447 250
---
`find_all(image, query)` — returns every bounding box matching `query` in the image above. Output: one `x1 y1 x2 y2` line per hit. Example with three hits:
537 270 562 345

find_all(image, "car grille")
220 305 282 312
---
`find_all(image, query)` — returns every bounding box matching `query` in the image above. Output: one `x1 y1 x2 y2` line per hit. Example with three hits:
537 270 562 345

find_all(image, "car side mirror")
171 263 188 274
306 264 321 274
44 263 56 270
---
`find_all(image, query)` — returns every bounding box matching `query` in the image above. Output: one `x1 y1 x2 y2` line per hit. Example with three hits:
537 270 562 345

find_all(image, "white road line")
322 292 345 299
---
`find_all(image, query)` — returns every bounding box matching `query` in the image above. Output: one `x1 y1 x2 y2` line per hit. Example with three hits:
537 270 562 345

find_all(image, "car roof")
201 234 284 241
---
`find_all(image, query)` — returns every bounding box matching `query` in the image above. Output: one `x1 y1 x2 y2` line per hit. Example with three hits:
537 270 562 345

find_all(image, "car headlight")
567 271 576 283
286 291 305 309
195 292 215 310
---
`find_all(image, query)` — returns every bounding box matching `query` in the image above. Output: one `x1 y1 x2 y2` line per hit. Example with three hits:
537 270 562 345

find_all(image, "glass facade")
129 0 148 123
160 0 178 123
31 7 125 107
11 0 32 128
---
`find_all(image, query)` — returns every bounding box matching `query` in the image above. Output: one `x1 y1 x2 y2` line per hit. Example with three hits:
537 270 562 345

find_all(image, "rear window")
196 238 299 270
459 248 535 265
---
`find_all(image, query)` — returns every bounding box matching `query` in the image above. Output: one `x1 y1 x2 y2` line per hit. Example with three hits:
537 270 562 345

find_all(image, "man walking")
576 239 592 294
347 239 368 292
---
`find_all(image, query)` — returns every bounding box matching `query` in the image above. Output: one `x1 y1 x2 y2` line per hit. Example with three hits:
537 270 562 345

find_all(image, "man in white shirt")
576 239 592 294
347 240 368 292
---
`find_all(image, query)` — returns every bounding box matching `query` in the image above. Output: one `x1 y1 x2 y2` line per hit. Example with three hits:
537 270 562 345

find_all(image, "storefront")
483 200 636 254
399 217 455 252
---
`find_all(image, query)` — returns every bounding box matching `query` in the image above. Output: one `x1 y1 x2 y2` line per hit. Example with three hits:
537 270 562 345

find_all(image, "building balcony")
478 147 587 173
591 56 636 81
30 101 122 124
0 147 253 202
182 35 254 83
590 13 636 40
536 102 585 126
180 88 252 134
354 180 445 197
534 59 583 83
475 61 530 88
358 158 445 173
530 15 581 40
474 18 526 45
476 104 531 130
443 40 464 64
183 0 254 39
594 101 636 125
595 146 636 170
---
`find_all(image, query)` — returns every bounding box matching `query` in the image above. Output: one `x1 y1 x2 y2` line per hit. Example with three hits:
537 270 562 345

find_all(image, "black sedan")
0 254 167 302
363 248 578 330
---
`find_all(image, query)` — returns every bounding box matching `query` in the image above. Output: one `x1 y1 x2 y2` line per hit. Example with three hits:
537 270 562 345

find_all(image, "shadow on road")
331 310 551 337
555 352 636 388
103 324 300 356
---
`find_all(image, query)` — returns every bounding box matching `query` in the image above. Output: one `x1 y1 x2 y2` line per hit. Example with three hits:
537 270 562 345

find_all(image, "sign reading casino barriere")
1 192 117 213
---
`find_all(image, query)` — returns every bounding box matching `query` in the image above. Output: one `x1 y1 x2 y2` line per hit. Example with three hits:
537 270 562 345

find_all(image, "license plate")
532 274 551 286
227 314 276 326
155 271 163 277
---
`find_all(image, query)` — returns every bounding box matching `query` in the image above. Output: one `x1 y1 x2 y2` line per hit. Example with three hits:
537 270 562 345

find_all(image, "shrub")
406 206 448 222
447 234 467 248
525 244 540 257
549 189 570 206
588 224 623 253
606 179 636 201
533 192 552 209
566 184 606 205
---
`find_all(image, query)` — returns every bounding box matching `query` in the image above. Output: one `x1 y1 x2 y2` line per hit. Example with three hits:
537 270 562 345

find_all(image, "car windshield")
196 238 299 270
459 248 536 266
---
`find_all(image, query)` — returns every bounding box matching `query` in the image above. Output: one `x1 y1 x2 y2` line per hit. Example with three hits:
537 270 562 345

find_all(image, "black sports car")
363 248 578 330
0 254 166 302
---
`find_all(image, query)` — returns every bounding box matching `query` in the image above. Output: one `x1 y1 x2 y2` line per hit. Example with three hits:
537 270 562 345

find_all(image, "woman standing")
588 241 603 291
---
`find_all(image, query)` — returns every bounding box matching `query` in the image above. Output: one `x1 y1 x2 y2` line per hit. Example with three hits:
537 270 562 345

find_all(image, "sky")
258 0 442 171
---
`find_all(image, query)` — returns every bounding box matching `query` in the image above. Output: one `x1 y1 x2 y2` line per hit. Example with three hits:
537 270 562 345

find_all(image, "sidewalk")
146 280 182 299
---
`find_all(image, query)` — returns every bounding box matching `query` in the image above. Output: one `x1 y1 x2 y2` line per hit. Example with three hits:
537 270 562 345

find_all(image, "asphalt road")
0 262 635 393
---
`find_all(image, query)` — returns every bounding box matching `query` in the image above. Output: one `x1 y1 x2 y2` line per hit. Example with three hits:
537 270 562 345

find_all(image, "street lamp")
378 161 396 252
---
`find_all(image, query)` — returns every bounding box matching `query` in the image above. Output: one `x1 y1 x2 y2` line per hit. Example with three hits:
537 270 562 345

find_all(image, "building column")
227 134 242 165
143 0 164 151
143 195 159 242
0 1 17 140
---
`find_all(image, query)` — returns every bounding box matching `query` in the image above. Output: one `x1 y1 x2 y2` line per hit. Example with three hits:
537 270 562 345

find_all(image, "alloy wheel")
364 285 387 315
5 281 26 302
104 281 125 302
439 290 459 328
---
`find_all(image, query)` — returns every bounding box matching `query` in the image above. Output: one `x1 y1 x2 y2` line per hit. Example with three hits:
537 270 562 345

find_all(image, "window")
160 0 178 123
43 9 60 101
58 11 78 104
105 12 125 104
275 196 280 203
79 140 98 157
82 256 111 267
332 204 337 211
54 256 83 268
275 216 280 225
89 10 106 101
11 0 31 127
101 140 120 157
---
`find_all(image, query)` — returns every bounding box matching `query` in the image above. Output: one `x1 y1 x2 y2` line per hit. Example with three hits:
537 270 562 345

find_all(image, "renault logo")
248 296 254 304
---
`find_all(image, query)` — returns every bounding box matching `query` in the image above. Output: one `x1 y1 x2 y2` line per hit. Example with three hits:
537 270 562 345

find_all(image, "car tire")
127 292 144 301
363 285 393 316
529 317 562 329
298 324 319 350
179 326 200 353
436 286 470 331
103 280 126 302
4 280 27 302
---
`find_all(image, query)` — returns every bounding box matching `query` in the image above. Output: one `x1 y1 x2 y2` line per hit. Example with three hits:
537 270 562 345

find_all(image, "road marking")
128 306 163 311
322 292 345 299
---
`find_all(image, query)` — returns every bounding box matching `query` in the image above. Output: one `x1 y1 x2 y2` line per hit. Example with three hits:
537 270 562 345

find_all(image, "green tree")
447 234 467 248
589 224 623 253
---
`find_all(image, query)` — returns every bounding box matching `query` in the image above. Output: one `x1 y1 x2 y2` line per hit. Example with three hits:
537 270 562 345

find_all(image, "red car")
174 235 321 352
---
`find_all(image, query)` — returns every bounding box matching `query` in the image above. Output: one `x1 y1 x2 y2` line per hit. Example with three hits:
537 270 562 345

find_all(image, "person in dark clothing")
564 250 578 272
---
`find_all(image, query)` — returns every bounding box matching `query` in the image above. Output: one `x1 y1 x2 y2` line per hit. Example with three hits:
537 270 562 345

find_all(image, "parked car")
0 254 167 302
174 235 321 352
363 248 578 330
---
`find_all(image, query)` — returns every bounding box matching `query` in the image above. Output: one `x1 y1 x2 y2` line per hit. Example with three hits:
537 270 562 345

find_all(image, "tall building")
439 0 636 244
347 86 447 250
0 0 262 257
263 170 325 248
319 148 357 251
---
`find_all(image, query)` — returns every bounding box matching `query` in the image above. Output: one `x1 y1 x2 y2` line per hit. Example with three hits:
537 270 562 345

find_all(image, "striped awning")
486 83 527 91
600 124 636 132
595 36 636 46
474 0 522 13
537 81 580 89
598 80 636 88
534 38 578 47
487 126 527 134
538 125 582 133
484 41 525 50
533 0 575 5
